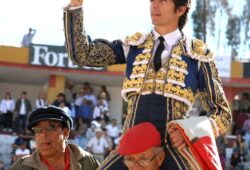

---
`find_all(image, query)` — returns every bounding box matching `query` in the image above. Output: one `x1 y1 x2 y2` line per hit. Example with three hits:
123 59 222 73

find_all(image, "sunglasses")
32 123 61 134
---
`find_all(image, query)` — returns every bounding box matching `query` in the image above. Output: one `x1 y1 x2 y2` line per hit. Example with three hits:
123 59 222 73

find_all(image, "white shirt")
152 29 182 65
87 137 108 154
123 29 182 65
0 99 15 113
15 148 30 156
19 99 26 115
92 105 109 119
106 124 119 138
35 99 46 109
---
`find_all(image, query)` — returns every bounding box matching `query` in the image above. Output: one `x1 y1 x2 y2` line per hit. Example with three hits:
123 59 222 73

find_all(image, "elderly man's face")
32 120 69 158
123 147 165 170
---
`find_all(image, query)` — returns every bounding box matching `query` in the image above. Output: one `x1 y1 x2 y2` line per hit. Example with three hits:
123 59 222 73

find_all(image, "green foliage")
191 0 205 40
242 0 250 47
226 16 241 57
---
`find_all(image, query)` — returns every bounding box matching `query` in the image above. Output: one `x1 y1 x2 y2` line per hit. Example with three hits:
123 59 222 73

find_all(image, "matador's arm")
63 7 126 67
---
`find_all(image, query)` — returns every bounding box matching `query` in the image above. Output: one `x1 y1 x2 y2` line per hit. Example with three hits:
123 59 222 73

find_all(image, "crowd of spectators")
0 83 123 168
1 86 250 169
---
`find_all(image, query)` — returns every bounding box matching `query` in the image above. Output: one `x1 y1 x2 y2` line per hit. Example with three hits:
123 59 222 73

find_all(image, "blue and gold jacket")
64 8 232 137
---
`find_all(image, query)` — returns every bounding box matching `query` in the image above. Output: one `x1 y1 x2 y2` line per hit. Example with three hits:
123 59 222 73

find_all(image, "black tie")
154 36 165 72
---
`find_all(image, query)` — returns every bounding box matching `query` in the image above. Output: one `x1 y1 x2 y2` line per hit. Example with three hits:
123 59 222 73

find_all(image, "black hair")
173 0 191 30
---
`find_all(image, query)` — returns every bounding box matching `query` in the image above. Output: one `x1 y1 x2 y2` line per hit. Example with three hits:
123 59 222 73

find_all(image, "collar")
40 146 70 170
22 144 85 170
152 29 182 47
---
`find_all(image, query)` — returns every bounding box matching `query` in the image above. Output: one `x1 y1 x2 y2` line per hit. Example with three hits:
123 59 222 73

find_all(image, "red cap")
118 122 161 155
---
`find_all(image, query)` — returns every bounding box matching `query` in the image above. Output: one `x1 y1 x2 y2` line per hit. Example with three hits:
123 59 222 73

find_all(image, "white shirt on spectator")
92 105 109 119
0 99 15 113
87 137 108 154
35 99 47 109
106 124 119 138
20 99 26 115
15 148 30 156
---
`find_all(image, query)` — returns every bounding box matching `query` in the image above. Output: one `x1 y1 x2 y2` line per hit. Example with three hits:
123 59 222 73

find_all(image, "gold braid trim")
64 8 116 67
185 38 214 62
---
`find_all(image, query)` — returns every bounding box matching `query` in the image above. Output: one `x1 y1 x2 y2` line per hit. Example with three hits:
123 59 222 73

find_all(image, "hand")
168 125 187 150
70 0 83 7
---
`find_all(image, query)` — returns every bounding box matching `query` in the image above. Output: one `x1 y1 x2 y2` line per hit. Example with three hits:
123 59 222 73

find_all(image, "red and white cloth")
167 116 222 170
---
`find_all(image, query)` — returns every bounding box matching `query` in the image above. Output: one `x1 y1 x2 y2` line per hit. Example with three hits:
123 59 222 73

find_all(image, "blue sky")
0 0 193 47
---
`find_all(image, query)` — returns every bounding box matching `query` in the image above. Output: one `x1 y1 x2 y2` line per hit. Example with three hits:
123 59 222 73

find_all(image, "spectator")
78 99 93 126
59 101 72 119
113 130 122 147
230 149 243 170
14 91 32 132
105 119 119 143
87 128 109 163
216 134 227 170
93 99 110 122
12 106 99 170
21 28 36 47
84 87 97 107
83 82 91 91
70 93 78 126
52 93 70 108
242 114 250 155
239 93 250 112
14 142 30 160
102 128 113 158
118 122 165 170
233 134 247 162
0 92 15 132
74 128 88 150
35 92 47 109
86 123 97 141
75 88 85 107
97 85 111 102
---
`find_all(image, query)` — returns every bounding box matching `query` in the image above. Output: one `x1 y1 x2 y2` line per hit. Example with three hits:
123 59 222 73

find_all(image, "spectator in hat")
11 106 99 170
87 128 109 163
118 122 165 170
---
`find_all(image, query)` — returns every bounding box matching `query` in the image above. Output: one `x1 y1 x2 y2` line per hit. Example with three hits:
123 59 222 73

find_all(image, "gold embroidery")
188 39 214 62
172 100 189 119
125 32 143 44
65 9 116 66
169 58 188 70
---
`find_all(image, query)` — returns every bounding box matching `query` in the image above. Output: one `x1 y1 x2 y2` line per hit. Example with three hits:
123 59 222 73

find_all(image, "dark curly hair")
173 0 191 30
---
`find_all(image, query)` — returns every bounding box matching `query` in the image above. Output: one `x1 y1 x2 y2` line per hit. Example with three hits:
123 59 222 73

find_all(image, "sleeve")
63 7 126 67
198 61 232 137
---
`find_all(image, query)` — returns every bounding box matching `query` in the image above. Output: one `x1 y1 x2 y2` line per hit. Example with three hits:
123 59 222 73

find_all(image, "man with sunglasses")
118 122 165 170
11 106 99 170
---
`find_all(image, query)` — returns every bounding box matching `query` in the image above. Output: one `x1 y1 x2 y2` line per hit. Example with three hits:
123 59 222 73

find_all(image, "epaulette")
185 38 214 62
123 32 150 46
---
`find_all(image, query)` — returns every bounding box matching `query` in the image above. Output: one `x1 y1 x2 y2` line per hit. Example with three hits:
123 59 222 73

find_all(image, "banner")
29 44 105 71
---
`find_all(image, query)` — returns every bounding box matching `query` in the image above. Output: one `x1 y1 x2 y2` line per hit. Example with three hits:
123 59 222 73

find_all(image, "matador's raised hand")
69 0 83 7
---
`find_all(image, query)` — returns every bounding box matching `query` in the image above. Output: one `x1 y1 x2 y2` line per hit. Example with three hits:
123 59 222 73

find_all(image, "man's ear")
177 5 187 17
156 150 166 166
63 128 70 139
